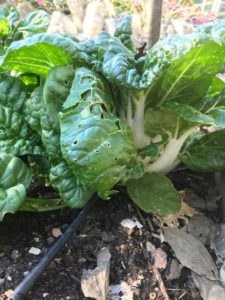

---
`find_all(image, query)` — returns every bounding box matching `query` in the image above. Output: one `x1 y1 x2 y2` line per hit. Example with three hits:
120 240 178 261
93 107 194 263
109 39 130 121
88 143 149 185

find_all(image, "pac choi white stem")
144 128 196 174
127 92 150 149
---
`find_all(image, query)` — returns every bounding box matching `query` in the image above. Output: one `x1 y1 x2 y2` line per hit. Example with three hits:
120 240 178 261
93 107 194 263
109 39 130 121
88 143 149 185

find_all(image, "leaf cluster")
1 15 225 220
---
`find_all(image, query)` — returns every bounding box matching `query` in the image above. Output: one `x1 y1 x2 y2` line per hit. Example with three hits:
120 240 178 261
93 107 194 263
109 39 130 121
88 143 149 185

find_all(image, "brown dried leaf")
166 259 181 281
159 192 195 227
81 248 111 300
192 273 225 300
185 214 218 246
214 224 225 259
163 227 218 280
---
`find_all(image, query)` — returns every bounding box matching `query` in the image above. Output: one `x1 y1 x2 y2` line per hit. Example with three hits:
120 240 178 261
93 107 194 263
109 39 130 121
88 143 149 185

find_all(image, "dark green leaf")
180 129 225 172
41 66 74 161
0 153 32 221
127 173 181 217
0 74 27 112
19 10 50 37
147 41 225 108
60 68 136 198
50 161 93 208
0 106 43 156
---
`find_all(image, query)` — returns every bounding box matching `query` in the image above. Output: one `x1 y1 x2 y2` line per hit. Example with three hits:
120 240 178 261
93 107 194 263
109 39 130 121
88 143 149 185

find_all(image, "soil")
0 168 221 300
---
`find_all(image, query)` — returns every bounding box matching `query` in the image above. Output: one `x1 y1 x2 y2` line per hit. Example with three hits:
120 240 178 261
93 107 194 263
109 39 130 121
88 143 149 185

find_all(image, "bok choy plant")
1 16 225 219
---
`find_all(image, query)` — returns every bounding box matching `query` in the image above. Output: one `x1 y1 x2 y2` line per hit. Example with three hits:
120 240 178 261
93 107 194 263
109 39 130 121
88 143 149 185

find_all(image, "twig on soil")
178 291 187 299
121 261 126 269
151 233 161 240
167 288 191 298
134 205 147 226
146 217 154 232
150 263 169 300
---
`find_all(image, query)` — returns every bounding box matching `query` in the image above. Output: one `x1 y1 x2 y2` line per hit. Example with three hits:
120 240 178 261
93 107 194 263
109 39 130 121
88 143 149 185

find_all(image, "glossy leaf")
146 40 225 108
0 153 32 221
126 173 181 217
0 34 79 76
164 101 216 126
0 185 26 221
50 161 93 208
19 10 50 37
25 86 42 135
0 153 32 189
0 106 43 156
180 129 225 172
114 15 135 53
0 74 27 113
60 68 136 198
41 65 74 161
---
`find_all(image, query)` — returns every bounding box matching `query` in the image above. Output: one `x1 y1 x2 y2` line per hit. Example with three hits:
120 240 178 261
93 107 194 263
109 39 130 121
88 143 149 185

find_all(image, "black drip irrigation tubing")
11 194 98 300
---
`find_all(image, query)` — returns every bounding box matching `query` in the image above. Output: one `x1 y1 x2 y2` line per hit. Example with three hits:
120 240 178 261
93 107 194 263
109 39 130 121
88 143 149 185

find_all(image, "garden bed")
0 168 219 300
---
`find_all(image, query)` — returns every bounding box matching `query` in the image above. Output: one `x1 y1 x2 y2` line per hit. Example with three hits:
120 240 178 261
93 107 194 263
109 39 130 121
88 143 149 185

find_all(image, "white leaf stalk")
126 92 198 175
144 127 197 174
127 92 150 149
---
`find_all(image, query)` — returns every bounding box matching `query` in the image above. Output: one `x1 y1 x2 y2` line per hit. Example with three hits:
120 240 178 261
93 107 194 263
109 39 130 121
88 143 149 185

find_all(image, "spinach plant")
1 16 225 220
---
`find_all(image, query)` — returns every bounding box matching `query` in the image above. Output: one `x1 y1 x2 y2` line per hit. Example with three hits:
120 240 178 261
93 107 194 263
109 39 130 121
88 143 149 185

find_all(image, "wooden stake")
148 0 163 49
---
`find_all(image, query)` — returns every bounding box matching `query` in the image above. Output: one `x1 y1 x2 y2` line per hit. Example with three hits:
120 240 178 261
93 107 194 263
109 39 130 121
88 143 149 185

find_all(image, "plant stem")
19 197 66 212
145 128 195 174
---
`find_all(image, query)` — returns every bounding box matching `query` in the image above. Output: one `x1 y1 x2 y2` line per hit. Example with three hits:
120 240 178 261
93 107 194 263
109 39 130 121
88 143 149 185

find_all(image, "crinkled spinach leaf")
0 153 32 221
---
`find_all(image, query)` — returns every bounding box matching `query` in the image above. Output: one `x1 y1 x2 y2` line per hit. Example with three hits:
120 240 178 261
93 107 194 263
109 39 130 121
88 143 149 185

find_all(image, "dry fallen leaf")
81 247 111 300
213 224 225 259
220 262 225 287
163 227 218 280
185 214 218 246
120 219 143 229
159 192 195 227
166 259 181 281
109 275 143 300
192 272 225 300
109 282 133 300
184 188 217 211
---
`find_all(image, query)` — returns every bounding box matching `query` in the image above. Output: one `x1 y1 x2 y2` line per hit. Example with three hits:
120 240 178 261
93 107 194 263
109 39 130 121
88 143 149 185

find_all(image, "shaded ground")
0 168 220 300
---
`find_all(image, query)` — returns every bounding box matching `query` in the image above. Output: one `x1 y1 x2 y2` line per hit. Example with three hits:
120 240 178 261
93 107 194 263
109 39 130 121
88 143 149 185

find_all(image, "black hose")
11 195 98 300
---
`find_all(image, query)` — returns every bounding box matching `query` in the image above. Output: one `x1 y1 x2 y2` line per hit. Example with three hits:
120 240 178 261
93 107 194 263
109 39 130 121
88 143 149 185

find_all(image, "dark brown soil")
0 168 220 300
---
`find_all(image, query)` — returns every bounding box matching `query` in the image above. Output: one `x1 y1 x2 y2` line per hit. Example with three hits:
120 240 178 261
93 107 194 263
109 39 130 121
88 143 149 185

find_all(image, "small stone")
7 276 12 281
0 278 4 286
43 293 49 297
11 249 20 260
29 247 41 255
146 241 156 254
52 228 63 238
78 257 87 263
153 248 167 270
23 271 29 277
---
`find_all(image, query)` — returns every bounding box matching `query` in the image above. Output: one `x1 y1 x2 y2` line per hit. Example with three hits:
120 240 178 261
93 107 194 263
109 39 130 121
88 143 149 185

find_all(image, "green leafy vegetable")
127 173 181 217
0 153 32 220
180 129 225 172
1 16 225 219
